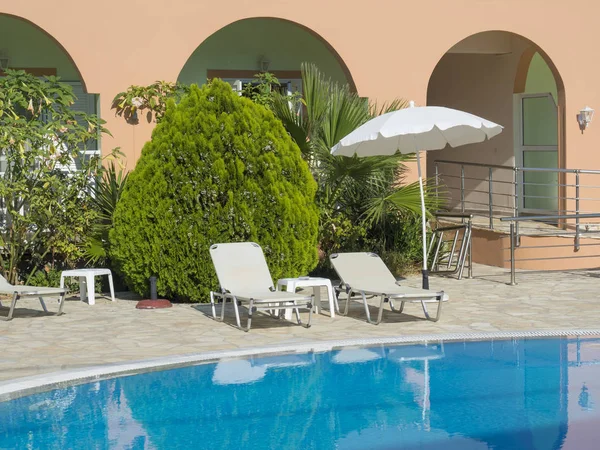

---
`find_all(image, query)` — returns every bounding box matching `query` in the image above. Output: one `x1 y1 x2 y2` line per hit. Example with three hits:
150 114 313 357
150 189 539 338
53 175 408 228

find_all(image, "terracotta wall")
431 224 600 272
426 37 529 213
1 1 599 186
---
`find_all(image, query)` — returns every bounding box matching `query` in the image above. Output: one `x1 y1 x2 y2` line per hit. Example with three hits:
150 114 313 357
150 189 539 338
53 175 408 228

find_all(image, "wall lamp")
259 57 271 72
0 55 9 71
578 106 595 132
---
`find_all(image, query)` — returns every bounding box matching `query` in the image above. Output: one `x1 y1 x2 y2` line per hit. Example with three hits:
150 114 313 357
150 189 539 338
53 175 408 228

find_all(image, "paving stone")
2 263 600 382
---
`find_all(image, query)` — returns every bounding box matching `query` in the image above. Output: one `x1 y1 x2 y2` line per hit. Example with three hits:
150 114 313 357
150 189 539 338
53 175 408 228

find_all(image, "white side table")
277 277 339 320
60 268 116 306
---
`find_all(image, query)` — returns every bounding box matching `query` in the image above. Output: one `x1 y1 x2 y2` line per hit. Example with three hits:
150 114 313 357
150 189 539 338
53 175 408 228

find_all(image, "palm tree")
271 64 441 268
84 162 129 264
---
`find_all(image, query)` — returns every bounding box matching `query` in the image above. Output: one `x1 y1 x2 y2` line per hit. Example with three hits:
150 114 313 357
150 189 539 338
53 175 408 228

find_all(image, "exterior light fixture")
578 106 595 131
232 79 243 96
0 56 8 71
259 57 271 72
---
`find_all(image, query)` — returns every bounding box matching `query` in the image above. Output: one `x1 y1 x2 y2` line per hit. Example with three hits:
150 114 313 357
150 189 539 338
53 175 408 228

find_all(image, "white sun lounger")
330 252 446 325
209 242 313 332
0 275 67 321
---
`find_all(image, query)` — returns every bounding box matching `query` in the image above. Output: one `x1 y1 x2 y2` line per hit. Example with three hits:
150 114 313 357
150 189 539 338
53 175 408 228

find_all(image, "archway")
0 14 99 155
177 17 356 94
427 31 565 216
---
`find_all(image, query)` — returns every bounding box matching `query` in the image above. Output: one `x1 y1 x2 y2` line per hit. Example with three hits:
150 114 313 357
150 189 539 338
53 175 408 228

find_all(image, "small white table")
60 268 116 306
277 277 339 320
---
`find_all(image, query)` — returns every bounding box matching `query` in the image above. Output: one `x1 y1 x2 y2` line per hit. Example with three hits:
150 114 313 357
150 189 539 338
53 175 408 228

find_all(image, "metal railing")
430 212 473 280
501 213 600 285
434 159 600 251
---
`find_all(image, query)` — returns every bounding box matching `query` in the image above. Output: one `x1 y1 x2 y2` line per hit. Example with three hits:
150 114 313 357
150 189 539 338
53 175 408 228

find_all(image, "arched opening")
0 14 100 156
177 17 356 94
427 31 565 217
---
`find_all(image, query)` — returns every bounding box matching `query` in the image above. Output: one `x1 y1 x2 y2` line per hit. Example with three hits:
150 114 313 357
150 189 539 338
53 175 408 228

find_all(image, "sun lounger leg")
242 299 254 332
376 295 385 324
388 298 405 313
210 291 219 320
57 292 66 315
210 292 227 322
361 291 383 325
340 289 351 316
421 295 443 322
221 297 227 321
232 296 242 329
305 301 312 328
293 303 301 323
292 300 312 328
6 293 19 321
39 296 48 313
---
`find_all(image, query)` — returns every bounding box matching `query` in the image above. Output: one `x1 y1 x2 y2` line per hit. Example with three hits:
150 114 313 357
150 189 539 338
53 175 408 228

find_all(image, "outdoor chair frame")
330 252 445 325
0 275 67 321
209 242 313 332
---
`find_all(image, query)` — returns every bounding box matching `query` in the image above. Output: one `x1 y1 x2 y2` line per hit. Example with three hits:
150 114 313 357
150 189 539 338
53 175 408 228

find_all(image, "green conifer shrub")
109 80 319 301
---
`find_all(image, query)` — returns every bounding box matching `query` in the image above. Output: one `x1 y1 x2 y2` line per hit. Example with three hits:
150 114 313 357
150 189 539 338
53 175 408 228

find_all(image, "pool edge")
3 328 600 402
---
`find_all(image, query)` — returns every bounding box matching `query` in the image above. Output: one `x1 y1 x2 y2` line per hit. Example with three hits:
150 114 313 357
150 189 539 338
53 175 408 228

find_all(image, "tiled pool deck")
1 264 599 385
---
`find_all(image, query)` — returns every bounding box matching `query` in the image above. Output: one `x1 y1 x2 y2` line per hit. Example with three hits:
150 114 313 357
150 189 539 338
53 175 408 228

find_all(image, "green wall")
522 52 559 211
525 52 557 102
0 15 80 81
178 18 349 86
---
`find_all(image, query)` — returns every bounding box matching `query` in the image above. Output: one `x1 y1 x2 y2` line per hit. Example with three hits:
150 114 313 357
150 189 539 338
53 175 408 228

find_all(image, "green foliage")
85 161 129 265
26 265 101 293
110 80 319 301
269 63 443 274
0 69 115 284
112 81 191 124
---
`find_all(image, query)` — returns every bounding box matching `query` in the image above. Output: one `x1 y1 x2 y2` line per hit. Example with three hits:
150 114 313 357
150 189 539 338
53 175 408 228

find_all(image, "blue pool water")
2 337 600 449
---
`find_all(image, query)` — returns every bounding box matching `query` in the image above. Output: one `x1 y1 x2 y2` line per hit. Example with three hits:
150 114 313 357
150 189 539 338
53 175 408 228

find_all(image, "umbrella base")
422 269 429 290
136 299 172 309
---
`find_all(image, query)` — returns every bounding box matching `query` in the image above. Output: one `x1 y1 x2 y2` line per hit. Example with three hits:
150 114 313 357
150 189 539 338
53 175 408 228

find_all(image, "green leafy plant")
0 69 116 284
85 161 129 265
27 264 101 293
268 63 443 273
109 80 319 301
112 81 191 124
241 72 302 111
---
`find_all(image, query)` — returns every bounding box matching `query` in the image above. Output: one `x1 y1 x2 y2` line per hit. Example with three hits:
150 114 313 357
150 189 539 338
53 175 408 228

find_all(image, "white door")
514 93 559 213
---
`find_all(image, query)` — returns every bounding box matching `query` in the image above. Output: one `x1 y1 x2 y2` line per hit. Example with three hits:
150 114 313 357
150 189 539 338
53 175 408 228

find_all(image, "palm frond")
92 162 129 225
369 98 410 118
300 63 331 139
319 84 370 151
362 179 444 226
84 236 107 265
271 92 310 155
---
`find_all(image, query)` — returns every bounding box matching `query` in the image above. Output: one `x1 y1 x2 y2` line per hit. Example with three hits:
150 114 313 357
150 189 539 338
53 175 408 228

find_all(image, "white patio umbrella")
330 101 503 289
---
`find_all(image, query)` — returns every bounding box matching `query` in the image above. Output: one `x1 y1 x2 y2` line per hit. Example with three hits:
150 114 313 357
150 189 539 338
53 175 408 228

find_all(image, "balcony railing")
434 159 600 283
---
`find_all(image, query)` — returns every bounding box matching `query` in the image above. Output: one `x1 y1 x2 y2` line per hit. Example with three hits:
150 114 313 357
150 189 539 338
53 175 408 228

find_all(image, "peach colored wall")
468 227 600 271
427 39 529 213
1 2 599 177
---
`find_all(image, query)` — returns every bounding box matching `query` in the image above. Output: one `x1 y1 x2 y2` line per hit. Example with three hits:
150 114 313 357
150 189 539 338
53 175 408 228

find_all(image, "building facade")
1 1 599 270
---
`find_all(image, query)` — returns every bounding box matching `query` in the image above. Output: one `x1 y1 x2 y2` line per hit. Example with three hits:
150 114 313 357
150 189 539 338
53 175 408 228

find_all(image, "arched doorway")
0 14 100 156
427 31 565 216
177 17 356 94
514 50 564 213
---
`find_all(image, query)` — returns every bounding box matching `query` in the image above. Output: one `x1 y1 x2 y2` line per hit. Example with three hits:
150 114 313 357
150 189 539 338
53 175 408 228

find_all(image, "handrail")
434 158 600 285
500 213 600 222
436 159 600 175
435 159 513 170
503 212 600 285
435 211 474 219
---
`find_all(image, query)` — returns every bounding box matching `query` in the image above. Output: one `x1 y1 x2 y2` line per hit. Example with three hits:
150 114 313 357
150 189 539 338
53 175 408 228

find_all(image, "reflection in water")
2 337 600 449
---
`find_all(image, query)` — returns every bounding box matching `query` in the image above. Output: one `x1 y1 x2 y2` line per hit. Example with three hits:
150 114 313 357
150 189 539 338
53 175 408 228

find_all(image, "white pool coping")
2 329 600 402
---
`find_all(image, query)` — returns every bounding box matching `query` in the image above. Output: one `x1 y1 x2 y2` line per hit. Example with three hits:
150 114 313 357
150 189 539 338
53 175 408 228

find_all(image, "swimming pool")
1 336 599 449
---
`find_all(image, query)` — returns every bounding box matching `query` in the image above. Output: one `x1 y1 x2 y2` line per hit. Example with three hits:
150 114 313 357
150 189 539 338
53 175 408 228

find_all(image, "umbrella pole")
416 150 429 289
